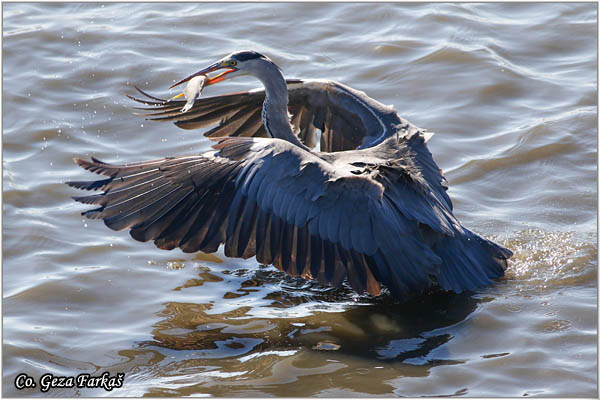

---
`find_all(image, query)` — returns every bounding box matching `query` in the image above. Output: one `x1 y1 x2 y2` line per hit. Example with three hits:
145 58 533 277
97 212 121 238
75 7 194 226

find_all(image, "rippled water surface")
2 2 597 397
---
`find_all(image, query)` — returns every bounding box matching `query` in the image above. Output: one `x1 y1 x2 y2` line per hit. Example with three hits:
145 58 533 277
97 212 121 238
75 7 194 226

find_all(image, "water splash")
504 228 596 289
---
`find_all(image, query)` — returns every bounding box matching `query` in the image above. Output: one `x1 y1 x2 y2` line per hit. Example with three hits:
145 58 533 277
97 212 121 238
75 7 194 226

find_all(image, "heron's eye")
229 60 237 67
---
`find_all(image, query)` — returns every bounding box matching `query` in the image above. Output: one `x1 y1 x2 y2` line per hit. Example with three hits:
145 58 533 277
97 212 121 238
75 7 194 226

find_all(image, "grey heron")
68 50 512 300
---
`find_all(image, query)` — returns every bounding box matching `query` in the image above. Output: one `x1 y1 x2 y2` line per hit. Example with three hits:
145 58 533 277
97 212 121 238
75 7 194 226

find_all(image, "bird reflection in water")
139 263 480 365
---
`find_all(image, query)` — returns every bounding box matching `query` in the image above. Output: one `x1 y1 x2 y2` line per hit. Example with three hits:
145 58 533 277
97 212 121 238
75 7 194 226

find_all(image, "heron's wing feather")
286 80 401 152
130 89 268 136
67 137 465 298
388 130 454 216
128 79 401 152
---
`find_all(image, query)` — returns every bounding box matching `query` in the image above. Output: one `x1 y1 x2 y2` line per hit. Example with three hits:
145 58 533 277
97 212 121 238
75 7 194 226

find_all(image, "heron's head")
169 50 274 89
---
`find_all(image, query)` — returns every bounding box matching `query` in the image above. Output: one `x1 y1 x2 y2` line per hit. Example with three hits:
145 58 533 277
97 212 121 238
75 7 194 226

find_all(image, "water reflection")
139 263 481 367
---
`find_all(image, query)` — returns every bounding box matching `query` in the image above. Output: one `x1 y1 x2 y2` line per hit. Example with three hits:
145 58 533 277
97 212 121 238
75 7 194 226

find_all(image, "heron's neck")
254 61 307 149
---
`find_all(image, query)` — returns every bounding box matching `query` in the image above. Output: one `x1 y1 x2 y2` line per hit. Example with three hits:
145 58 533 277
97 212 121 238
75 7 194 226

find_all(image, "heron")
67 50 512 300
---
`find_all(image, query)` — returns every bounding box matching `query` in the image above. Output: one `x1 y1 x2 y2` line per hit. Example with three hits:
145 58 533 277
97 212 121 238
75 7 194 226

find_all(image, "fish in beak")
167 75 207 113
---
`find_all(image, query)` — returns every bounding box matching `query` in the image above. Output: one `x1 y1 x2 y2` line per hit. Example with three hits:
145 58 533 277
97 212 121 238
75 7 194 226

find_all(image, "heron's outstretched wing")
128 79 405 152
68 136 510 299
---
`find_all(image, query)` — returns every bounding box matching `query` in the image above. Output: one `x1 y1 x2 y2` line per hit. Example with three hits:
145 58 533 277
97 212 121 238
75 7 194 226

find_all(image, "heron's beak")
168 61 237 89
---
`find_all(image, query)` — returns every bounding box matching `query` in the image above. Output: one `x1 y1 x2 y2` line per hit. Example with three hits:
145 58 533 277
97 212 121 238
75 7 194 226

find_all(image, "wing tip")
80 206 104 219
422 130 435 142
66 180 90 190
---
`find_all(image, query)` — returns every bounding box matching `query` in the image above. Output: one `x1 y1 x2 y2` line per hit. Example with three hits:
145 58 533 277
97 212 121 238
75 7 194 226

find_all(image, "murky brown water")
2 2 597 397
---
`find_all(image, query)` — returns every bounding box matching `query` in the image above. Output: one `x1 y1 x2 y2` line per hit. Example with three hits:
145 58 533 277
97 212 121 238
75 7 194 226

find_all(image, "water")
2 2 597 397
